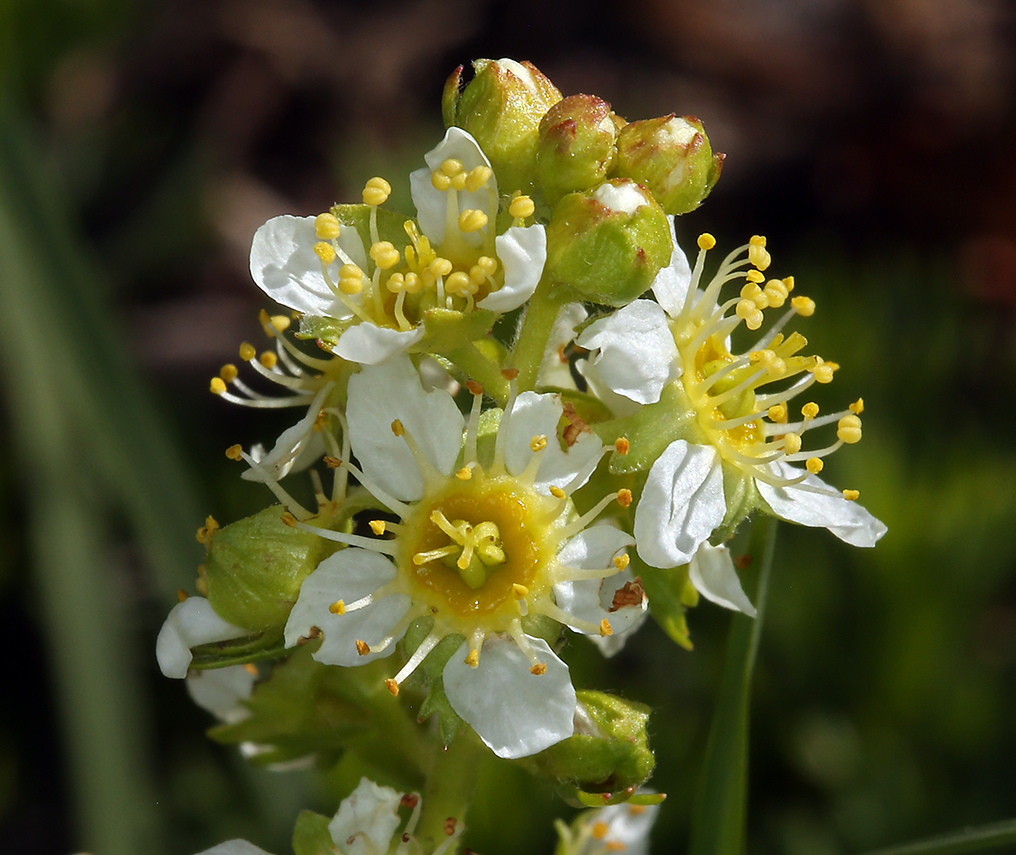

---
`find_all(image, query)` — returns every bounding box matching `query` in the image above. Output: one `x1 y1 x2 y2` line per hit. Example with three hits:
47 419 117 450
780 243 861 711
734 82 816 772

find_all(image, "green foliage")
292 810 335 855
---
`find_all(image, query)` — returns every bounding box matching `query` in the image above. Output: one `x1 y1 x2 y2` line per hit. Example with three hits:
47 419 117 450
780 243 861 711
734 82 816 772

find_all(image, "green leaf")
331 202 411 253
598 383 697 475
297 314 346 348
292 810 336 855
634 554 695 650
688 515 777 855
858 818 1016 855
403 619 466 746
421 306 498 352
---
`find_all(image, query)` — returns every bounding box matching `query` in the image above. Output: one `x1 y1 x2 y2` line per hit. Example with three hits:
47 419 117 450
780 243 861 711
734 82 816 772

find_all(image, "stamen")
390 632 441 688
315 213 342 239
560 490 628 539
286 517 398 555
391 419 444 485
363 176 392 207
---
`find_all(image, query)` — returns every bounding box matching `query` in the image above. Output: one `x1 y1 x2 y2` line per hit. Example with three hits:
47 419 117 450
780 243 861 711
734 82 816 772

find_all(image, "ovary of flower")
281 356 647 759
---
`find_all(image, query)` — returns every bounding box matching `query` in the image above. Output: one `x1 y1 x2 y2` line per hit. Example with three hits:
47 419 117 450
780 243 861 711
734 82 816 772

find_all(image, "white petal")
651 217 692 317
477 225 547 312
575 358 643 418
575 300 678 405
283 549 411 666
536 302 587 390
688 543 756 616
757 461 887 547
503 391 603 494
634 440 726 568
410 127 495 246
593 800 661 855
328 778 403 855
156 597 249 680
249 215 363 318
186 664 256 724
346 356 465 502
334 323 424 366
443 635 576 759
242 383 332 482
194 841 275 855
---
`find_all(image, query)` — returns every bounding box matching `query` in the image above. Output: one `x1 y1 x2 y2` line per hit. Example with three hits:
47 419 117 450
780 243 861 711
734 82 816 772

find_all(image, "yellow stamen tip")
783 433 802 455
329 600 345 615
613 553 630 570
385 678 399 696
768 403 788 423
837 414 863 444
239 342 256 361
440 158 463 177
258 351 278 369
465 649 479 668
592 821 609 840
614 436 630 455
513 583 529 598
801 402 819 419
314 212 342 239
549 485 566 499
369 240 400 270
176 588 188 603
313 241 336 265
465 165 493 192
363 176 392 206
225 444 244 461
455 467 473 481
391 419 405 437
457 209 489 233
219 364 238 383
508 195 535 219
697 232 716 250
842 489 860 501
530 663 547 676
849 397 864 414
599 619 613 637
356 640 371 656
529 434 548 452
369 520 386 536
806 457 824 474
791 295 816 317
745 269 765 284
617 489 633 508
210 377 227 394
196 515 220 545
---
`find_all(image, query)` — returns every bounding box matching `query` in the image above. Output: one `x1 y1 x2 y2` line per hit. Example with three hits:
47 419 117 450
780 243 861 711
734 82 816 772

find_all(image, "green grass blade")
688 515 777 855
858 819 1016 855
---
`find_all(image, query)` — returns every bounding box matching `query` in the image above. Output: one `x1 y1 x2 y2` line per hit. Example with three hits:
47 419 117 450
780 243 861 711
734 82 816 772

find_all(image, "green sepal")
292 810 335 855
329 203 412 256
296 314 346 349
401 618 466 746
420 306 497 353
188 627 288 670
633 552 695 650
573 789 666 808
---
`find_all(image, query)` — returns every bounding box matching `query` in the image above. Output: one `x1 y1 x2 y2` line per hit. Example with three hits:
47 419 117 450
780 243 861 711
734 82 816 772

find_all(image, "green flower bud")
537 95 617 206
443 58 562 194
544 179 672 306
612 115 724 215
202 505 340 631
520 690 654 794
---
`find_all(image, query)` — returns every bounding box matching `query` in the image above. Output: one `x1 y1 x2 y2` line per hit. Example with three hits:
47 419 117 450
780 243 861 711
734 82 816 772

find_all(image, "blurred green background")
1 1 1014 853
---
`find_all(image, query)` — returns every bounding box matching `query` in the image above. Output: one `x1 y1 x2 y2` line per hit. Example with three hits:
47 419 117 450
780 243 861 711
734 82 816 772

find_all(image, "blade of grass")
688 514 777 855
858 819 1016 855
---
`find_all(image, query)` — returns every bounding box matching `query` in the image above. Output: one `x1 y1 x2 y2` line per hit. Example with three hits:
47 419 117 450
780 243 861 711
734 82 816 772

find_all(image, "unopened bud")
537 95 617 205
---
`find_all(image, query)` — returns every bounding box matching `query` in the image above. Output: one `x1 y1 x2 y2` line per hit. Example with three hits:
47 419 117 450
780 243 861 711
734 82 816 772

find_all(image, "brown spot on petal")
610 578 646 612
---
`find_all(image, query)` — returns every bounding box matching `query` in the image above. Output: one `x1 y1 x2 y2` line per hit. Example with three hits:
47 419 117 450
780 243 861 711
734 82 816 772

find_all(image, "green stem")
688 514 777 855
509 279 567 393
416 736 485 854
446 343 510 405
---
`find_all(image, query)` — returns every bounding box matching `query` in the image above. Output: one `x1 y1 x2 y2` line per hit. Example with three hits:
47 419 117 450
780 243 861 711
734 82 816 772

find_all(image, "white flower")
185 664 257 725
556 798 661 855
578 229 886 572
157 596 249 679
249 128 547 366
282 356 645 759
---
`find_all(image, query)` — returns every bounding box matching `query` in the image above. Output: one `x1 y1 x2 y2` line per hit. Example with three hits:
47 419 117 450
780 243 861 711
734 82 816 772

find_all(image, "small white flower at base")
556 798 661 855
157 597 249 680
194 842 275 855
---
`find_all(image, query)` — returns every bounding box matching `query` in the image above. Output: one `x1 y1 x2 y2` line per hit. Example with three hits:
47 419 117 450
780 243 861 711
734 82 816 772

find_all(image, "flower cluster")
160 57 886 855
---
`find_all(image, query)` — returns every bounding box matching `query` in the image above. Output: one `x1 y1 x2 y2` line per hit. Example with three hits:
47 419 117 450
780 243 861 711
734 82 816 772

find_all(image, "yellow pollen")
356 640 371 656
313 241 336 265
477 256 498 275
812 363 836 384
369 241 401 270
219 364 239 383
549 486 566 499
592 821 609 840
177 588 188 603
745 269 765 284
783 275 795 292
791 295 816 317
446 271 476 296
465 649 479 668
338 264 364 295
431 171 451 191
258 351 277 369
314 213 342 239
270 314 290 333
225 444 243 461
783 433 802 455
210 377 227 395
806 457 824 474
440 158 463 177
450 172 468 191
239 342 256 361
458 209 488 233
363 176 392 206
613 553 630 570
748 235 771 270
529 434 548 452
615 436 630 455
850 398 864 414
195 516 219 545
385 678 399 696
391 419 405 437
329 600 345 615
843 489 860 501
429 257 453 278
599 619 613 637
736 299 765 330
764 279 789 307
617 489 633 508
530 663 547 676
697 233 716 250
768 403 788 423
801 402 820 419
465 165 493 192
837 415 863 444
513 583 529 598
508 195 536 219
455 467 473 481
369 520 386 536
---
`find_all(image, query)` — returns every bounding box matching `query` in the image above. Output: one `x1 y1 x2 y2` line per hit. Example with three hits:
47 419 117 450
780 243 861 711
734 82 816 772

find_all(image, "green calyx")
537 94 617 206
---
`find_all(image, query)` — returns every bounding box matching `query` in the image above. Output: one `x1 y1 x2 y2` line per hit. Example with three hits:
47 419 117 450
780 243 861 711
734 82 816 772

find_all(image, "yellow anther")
177 588 188 603
313 241 336 265
219 364 239 383
362 176 392 206
369 241 400 270
529 434 548 452
812 361 836 384
465 165 493 192
270 314 290 333
783 433 802 455
617 489 633 508
749 235 767 247
329 600 345 615
455 467 473 481
837 414 862 444
465 649 479 668
402 272 422 293
806 457 824 474
842 489 860 501
745 269 765 284
502 368 520 380
369 520 386 536
736 299 765 330
446 271 476 295
592 821 609 840
629 805 647 816
530 663 547 676
549 485 566 499
429 257 453 278
791 295 816 317
391 419 405 437
431 171 452 191
468 264 488 285
356 640 371 656
850 398 864 414
615 436 630 455
763 278 788 308
338 263 364 295
748 235 771 270
697 232 717 250
801 402 820 419
324 456 342 468
386 272 406 293
450 172 468 191
768 403 788 423
513 583 529 598
599 619 613 637
239 342 257 361
508 195 536 219
196 515 219 545
258 351 278 369
440 158 463 177
210 377 227 395
457 209 488 233
606 843 626 853
613 553 630 571
477 256 498 275
314 212 342 239
225 444 244 461
385 678 399 696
